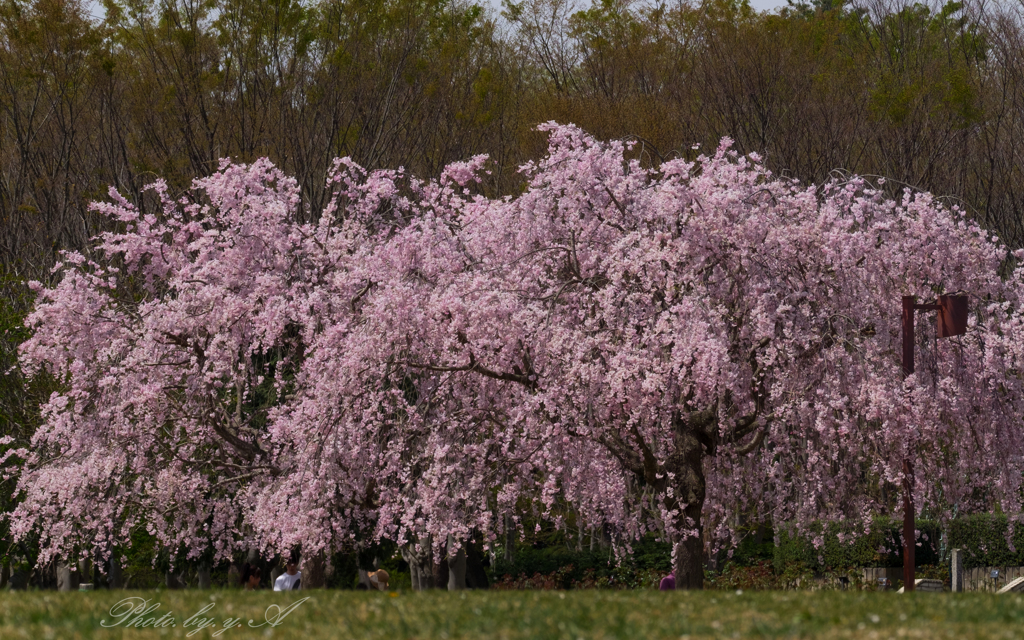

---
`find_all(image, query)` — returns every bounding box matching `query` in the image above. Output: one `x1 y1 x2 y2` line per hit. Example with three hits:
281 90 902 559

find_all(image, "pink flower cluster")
9 124 1024 574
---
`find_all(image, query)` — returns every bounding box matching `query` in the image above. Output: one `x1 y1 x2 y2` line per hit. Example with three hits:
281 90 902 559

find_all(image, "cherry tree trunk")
108 550 124 588
57 561 79 592
503 514 516 563
464 539 490 589
671 500 705 590
197 560 212 589
302 551 326 589
434 556 449 588
447 535 466 591
667 430 707 590
400 540 436 591
165 571 184 589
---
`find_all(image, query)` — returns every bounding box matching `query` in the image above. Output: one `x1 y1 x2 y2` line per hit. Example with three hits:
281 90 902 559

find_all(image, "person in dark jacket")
659 572 675 590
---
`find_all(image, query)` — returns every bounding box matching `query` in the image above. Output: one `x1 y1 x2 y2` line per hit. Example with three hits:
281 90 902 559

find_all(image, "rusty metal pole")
902 458 915 592
901 296 916 592
898 294 966 593
902 296 915 377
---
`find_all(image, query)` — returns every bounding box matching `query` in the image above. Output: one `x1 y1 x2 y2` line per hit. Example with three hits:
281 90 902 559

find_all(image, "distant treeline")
2 0 1024 283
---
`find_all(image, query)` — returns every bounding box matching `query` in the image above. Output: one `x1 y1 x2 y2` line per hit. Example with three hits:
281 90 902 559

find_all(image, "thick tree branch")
596 431 644 476
734 422 769 456
683 404 718 437
210 420 265 463
725 336 771 442
629 422 661 485
402 351 538 389
350 280 373 313
160 330 208 369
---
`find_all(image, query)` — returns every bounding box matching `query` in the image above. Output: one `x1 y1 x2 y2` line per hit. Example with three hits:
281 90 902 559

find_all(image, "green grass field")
1 589 1023 639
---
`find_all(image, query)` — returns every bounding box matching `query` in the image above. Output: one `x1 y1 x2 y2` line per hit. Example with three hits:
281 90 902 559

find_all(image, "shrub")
948 514 1024 568
774 517 941 573
490 534 672 589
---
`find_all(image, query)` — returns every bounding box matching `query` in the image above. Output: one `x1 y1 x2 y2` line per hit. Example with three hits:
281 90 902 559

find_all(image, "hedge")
491 535 672 588
773 514 1024 571
774 518 941 573
948 514 1024 568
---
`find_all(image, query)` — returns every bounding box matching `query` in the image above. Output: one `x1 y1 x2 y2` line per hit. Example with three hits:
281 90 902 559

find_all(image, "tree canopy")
8 124 1024 587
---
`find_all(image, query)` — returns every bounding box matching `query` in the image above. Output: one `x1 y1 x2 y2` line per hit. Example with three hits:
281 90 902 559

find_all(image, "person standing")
240 562 261 590
367 569 390 591
659 572 675 590
273 554 301 591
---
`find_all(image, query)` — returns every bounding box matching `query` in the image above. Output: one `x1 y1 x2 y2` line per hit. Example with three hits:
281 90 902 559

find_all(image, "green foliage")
705 560 815 591
728 530 776 566
119 529 163 589
491 534 671 589
774 518 941 573
948 513 1024 568
327 551 360 589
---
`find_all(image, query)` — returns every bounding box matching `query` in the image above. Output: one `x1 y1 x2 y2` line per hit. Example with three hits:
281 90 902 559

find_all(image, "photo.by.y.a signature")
101 595 311 637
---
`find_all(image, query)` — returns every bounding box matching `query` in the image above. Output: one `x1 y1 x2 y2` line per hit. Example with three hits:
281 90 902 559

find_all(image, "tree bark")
672 501 705 590
78 558 92 588
447 535 466 590
57 562 79 592
268 550 282 587
666 428 708 590
464 538 490 589
301 551 326 589
400 539 436 590
197 560 212 589
165 571 184 589
434 556 449 589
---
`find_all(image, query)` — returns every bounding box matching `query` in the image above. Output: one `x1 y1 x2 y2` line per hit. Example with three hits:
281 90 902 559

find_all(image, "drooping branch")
401 350 538 389
629 422 661 485
596 431 644 477
734 421 769 456
210 420 266 464
350 280 374 313
160 330 209 370
725 336 772 444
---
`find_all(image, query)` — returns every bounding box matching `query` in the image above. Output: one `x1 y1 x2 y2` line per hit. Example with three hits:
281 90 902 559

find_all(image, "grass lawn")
1 589 1023 639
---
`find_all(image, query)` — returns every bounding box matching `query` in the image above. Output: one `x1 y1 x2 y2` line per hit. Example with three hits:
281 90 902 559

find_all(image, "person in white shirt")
273 555 301 591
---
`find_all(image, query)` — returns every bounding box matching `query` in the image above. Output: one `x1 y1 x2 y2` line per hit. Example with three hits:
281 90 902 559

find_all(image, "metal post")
901 296 916 592
902 296 915 376
951 548 963 592
902 458 915 592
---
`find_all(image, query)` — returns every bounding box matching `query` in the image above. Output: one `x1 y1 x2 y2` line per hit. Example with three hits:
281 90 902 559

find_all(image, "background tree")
8 160 337 569
16 125 1021 588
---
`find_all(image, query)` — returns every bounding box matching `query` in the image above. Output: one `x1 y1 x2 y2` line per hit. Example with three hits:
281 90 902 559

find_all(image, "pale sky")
747 0 788 10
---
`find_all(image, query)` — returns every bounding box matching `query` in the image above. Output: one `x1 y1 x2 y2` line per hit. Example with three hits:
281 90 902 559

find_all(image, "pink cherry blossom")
9 124 1024 588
